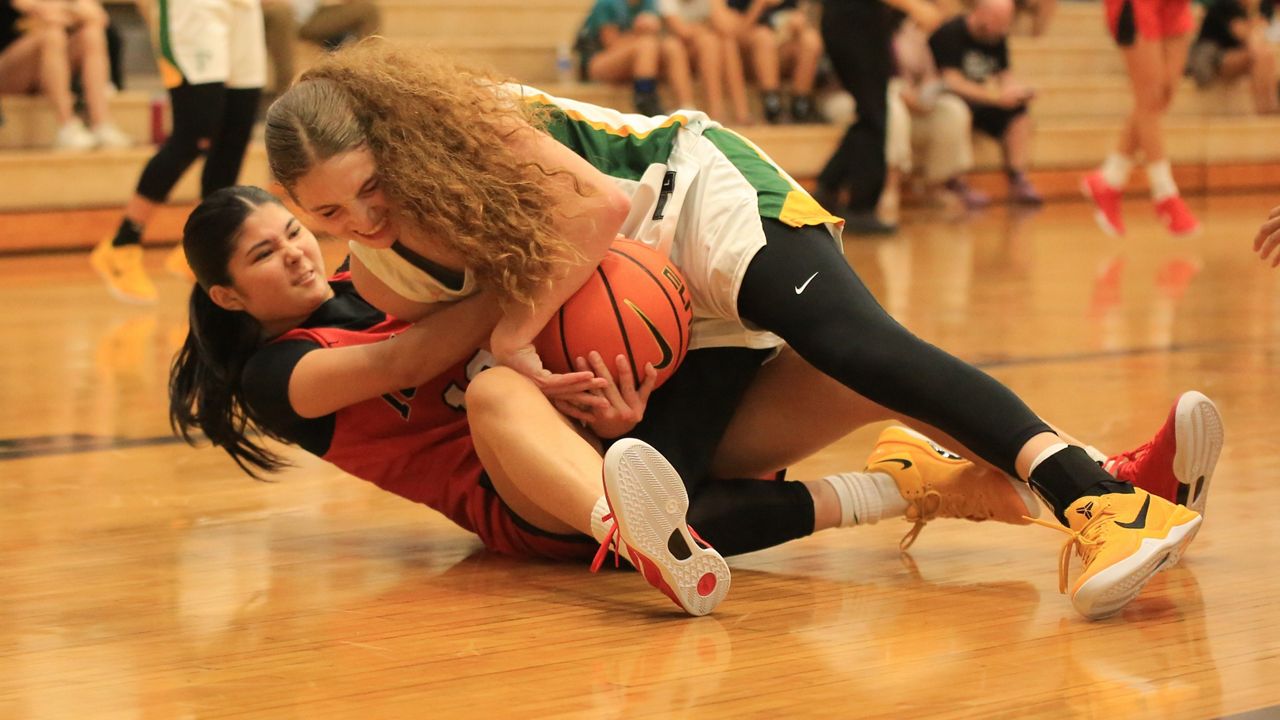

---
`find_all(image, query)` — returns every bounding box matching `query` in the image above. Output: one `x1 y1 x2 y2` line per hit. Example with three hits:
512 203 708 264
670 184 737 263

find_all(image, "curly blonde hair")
264 40 584 305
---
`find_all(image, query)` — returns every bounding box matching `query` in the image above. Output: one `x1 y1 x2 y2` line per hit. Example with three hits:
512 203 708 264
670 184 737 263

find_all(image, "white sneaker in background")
53 119 97 151
93 122 133 149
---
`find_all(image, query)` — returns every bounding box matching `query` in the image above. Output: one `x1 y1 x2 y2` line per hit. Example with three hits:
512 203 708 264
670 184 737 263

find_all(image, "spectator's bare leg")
67 17 113 127
721 33 752 123
588 35 656 82
746 24 780 91
661 34 697 108
691 26 726 119
261 0 296 94
1002 112 1032 173
788 21 822 95
0 30 74 125
1246 36 1278 113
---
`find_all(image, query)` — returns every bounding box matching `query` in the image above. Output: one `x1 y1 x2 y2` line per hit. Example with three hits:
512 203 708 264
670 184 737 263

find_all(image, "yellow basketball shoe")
1030 487 1201 620
164 243 196 282
90 239 158 304
865 426 1041 551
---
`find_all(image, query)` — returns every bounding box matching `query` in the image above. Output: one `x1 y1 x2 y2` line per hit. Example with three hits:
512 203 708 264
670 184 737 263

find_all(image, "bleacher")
3 0 1279 249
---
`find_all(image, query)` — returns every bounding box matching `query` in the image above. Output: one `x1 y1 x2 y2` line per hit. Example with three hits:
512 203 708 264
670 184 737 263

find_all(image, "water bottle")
555 42 574 85
150 93 168 145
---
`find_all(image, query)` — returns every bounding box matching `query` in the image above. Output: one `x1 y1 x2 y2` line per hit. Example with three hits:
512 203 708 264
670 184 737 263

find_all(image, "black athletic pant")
136 82 261 202
737 220 1054 478
818 0 894 213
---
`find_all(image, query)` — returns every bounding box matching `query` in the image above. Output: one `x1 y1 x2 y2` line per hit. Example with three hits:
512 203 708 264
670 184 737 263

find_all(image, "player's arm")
939 67 1004 105
284 293 502 418
486 117 631 375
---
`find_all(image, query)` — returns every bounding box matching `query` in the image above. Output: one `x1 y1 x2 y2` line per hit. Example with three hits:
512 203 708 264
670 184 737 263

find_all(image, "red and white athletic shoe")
1105 391 1224 516
1155 195 1201 237
592 439 731 616
1082 171 1126 237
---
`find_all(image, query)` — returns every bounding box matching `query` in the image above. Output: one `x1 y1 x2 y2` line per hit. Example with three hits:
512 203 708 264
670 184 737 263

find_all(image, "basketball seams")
596 267 641 381
608 246 690 369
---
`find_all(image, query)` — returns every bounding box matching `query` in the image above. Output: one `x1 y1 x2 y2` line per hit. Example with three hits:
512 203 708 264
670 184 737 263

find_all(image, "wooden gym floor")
1 193 1278 719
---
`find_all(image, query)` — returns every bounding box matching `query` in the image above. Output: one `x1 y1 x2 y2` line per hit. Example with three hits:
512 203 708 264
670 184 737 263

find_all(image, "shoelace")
1104 441 1151 473
1024 508 1114 594
899 480 1009 552
588 513 715 572
590 514 620 573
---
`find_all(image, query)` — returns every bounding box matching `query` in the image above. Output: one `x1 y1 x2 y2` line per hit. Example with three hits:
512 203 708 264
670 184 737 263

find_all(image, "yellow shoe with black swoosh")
1029 487 1201 620
865 426 1041 551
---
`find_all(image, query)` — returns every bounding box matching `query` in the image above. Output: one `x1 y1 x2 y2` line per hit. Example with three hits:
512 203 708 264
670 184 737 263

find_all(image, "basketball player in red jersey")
1081 0 1201 237
172 186 1221 619
263 44 1221 619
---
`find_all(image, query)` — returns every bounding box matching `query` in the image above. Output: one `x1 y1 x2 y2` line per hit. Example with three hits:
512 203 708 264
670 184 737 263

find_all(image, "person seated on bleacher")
0 0 130 150
1187 0 1277 113
658 0 752 124
577 0 696 115
261 0 380 99
883 14 986 224
929 0 1041 204
727 0 822 123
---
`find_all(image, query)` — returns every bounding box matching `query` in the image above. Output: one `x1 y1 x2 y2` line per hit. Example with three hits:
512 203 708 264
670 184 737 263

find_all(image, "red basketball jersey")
277 319 494 536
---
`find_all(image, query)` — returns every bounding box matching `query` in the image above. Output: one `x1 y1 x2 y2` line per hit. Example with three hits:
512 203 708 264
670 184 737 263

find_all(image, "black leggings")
737 220 1052 477
136 82 261 202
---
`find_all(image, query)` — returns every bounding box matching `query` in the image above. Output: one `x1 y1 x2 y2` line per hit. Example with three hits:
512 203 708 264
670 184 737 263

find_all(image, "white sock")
589 495 613 544
822 472 909 527
1082 444 1108 465
1100 153 1133 189
1146 160 1178 201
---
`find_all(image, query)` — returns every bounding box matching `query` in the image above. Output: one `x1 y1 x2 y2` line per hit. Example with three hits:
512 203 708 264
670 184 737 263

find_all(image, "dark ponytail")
168 186 291 477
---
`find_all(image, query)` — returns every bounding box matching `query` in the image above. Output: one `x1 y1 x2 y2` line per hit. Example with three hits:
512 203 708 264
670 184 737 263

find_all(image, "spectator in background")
929 0 1043 205
882 14 985 224
0 0 131 150
728 0 823 123
577 0 695 115
1187 0 1277 114
659 0 752 124
813 0 940 236
261 0 379 98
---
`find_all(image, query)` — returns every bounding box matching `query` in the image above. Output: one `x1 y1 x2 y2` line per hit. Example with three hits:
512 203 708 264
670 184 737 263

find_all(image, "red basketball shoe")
1105 391 1223 516
1082 171 1126 237
1155 195 1201 237
592 439 730 616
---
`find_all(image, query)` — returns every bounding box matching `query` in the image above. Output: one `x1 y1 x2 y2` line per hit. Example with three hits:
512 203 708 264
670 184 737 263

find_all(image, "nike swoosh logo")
1115 495 1151 529
877 457 912 470
624 299 675 370
794 272 819 294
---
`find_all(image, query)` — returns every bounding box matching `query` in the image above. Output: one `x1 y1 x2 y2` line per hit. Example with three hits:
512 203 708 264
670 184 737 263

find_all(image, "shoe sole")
602 439 731 616
1173 391 1224 518
1081 177 1123 238
1073 513 1201 620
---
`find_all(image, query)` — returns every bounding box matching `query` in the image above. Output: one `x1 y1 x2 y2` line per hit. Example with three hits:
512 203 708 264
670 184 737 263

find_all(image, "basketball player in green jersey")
263 41 1209 620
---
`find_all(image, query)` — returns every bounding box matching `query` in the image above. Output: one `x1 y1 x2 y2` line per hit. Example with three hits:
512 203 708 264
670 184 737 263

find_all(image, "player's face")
217 204 333 332
292 146 399 250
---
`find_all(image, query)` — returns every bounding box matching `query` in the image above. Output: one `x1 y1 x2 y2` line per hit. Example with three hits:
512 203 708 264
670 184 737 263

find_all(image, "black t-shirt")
1196 0 1248 48
240 280 387 455
929 15 1009 84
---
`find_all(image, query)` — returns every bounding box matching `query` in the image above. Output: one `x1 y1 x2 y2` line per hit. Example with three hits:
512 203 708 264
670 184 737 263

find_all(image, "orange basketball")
535 239 693 390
